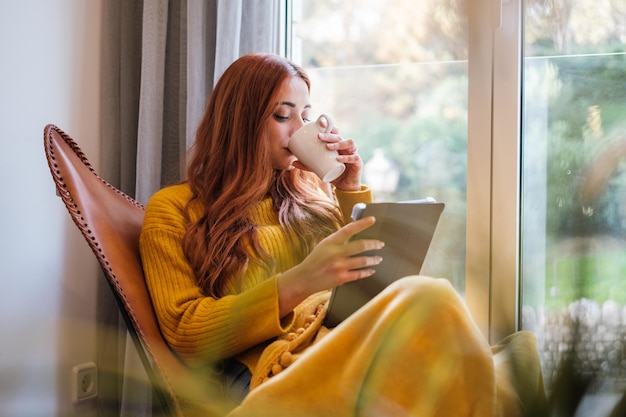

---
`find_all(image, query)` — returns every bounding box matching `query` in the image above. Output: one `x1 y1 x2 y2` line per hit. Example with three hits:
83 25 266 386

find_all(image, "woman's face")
267 76 312 171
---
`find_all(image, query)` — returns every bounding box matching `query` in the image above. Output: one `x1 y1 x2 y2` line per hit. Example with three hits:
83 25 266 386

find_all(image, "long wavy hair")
183 53 343 298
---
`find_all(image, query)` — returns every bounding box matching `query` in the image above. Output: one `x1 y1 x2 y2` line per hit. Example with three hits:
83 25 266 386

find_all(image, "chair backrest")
43 125 218 416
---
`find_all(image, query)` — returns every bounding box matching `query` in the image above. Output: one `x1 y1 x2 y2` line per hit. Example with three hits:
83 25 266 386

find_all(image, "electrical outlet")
71 362 98 403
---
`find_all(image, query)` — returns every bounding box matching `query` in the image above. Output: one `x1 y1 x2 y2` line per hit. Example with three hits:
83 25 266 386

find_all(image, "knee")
380 276 461 312
388 275 456 298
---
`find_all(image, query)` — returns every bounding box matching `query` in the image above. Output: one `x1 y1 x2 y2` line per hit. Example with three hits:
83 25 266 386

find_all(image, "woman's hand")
277 216 384 316
322 127 363 191
292 125 363 191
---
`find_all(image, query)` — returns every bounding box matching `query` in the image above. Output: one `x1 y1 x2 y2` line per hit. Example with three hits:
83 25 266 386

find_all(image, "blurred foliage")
523 0 626 248
295 0 470 199
295 0 626 294
525 0 626 55
296 0 468 67
542 54 626 238
294 1 626 411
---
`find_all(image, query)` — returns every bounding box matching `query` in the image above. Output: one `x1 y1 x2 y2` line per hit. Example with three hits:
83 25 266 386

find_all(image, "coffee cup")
288 114 346 182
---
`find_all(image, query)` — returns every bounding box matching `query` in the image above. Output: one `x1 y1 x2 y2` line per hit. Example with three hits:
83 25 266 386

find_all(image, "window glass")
292 0 469 290
521 0 626 392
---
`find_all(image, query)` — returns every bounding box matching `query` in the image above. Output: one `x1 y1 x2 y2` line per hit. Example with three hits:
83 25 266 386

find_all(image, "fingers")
334 139 358 156
322 135 358 154
345 252 383 272
328 216 376 243
318 130 358 153
343 237 384 272
345 266 378 282
299 215 384 289
318 131 341 143
334 250 383 283
325 216 385 261
336 153 362 166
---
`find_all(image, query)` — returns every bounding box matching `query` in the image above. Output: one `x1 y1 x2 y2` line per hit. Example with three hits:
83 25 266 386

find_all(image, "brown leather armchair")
44 125 225 416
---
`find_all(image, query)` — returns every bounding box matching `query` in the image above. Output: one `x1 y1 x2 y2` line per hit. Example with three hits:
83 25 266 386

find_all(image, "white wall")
0 1 103 416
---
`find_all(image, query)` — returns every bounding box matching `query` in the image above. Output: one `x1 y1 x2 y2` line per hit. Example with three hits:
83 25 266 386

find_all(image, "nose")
291 118 306 136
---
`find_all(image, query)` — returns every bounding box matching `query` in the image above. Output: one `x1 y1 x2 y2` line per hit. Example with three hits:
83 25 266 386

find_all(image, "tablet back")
324 200 445 327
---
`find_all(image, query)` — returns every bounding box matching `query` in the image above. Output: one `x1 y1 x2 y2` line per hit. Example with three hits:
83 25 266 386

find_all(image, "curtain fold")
101 0 143 195
135 0 169 204
214 0 282 83
99 1 144 416
100 0 283 413
186 1 217 152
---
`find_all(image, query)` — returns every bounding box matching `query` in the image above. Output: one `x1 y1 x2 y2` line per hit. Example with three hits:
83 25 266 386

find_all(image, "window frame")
284 0 524 344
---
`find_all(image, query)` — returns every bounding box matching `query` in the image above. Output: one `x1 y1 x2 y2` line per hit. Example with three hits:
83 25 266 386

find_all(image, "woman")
140 53 545 416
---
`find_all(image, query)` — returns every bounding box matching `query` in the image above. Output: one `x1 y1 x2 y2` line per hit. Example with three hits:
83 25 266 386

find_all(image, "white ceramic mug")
288 114 346 182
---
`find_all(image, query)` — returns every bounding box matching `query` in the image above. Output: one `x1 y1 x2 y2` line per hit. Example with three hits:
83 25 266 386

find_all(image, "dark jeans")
221 358 252 404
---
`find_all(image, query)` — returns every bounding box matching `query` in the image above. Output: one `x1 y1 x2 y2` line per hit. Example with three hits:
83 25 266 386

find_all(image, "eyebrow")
277 101 312 109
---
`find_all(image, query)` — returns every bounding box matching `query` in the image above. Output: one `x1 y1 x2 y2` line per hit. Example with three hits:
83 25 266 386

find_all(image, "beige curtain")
99 0 283 414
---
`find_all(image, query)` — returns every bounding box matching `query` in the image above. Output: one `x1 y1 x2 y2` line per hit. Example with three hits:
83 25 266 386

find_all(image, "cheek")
269 124 291 148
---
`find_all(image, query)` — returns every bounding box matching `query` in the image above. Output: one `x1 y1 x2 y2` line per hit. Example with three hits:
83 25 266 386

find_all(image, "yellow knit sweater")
139 182 371 373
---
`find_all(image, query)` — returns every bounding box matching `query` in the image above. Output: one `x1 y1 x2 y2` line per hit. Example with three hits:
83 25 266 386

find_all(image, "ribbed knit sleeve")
334 185 373 223
139 184 292 368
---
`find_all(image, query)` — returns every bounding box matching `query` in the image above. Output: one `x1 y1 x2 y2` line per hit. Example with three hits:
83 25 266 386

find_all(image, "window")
290 0 470 293
291 0 626 397
521 0 626 392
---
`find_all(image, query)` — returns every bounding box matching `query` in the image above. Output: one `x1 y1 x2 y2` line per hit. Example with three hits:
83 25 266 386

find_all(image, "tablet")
323 198 445 327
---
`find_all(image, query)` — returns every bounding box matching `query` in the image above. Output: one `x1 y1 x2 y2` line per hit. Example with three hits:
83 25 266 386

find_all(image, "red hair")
183 53 343 297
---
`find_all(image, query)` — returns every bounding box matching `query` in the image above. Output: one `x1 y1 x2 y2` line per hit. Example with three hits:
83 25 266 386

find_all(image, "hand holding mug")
288 114 346 182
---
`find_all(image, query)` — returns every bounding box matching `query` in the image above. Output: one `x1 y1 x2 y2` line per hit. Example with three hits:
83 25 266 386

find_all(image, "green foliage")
543 54 626 238
297 0 468 67
545 250 626 310
297 1 626 411
299 0 626 308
